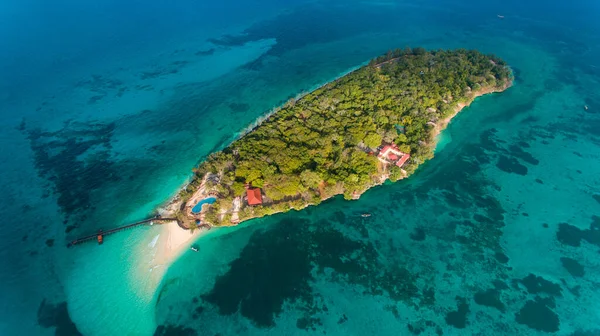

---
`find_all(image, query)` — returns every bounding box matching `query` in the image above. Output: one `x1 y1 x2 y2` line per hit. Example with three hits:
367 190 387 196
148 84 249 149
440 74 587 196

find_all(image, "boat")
584 105 589 110
190 245 199 252
361 213 371 218
497 15 504 19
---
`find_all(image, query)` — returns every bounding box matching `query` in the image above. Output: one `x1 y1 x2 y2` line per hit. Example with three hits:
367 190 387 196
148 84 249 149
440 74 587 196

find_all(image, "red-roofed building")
378 145 397 158
395 153 410 167
246 188 263 206
377 143 410 168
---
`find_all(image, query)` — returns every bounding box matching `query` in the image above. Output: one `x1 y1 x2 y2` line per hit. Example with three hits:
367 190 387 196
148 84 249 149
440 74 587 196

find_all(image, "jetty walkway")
67 217 179 247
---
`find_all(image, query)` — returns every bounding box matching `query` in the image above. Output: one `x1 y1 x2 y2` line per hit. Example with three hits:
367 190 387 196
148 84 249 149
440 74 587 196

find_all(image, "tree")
398 144 411 154
363 132 383 149
235 164 262 184
231 181 246 196
252 178 265 188
300 170 322 189
389 166 403 182
413 47 427 55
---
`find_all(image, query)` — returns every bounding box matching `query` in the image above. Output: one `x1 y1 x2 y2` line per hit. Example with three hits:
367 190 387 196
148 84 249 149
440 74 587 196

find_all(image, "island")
166 48 512 229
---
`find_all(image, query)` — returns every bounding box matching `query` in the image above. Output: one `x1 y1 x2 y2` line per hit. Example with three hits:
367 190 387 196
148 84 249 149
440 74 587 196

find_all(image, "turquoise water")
1 0 599 335
192 197 217 214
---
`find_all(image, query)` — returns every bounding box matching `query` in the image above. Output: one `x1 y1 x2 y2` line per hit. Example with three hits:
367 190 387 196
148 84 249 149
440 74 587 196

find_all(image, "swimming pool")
191 197 216 213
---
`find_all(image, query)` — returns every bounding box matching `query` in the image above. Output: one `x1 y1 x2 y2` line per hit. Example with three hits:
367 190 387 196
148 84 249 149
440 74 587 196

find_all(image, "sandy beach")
131 220 202 301
154 221 198 267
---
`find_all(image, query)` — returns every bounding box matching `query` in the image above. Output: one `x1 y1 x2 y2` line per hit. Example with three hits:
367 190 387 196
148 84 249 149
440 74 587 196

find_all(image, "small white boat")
190 245 199 252
361 213 371 218
584 105 589 110
497 15 505 19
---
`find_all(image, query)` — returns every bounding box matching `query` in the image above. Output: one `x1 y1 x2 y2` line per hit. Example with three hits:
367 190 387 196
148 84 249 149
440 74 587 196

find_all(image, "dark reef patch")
240 57 267 71
420 287 436 306
445 296 469 329
560 257 585 277
474 288 505 312
473 214 491 223
493 280 509 290
557 223 583 246
454 214 505 253
45 239 55 247
24 121 119 222
407 323 425 335
496 155 528 175
37 300 82 336
516 274 562 296
489 95 539 122
202 219 313 327
407 320 440 335
583 119 600 137
134 84 154 91
195 48 215 56
557 222 600 247
201 215 420 328
593 194 600 205
87 95 105 104
409 227 426 241
76 74 125 95
296 316 323 331
515 297 560 333
137 60 190 80
331 210 346 223
478 128 504 153
407 128 509 259
153 325 197 336
140 68 177 80
508 144 539 165
494 251 509 264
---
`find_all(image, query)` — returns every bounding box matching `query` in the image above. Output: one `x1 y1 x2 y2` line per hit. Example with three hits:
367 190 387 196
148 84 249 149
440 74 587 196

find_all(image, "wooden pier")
67 217 179 247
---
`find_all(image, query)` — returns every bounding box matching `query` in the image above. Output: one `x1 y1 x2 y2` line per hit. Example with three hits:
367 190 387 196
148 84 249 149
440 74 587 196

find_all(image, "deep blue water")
1 0 600 335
